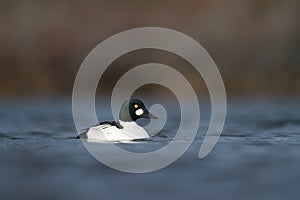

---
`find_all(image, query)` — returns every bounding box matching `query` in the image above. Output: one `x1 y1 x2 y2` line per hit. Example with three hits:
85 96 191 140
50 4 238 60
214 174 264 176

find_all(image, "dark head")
119 99 158 122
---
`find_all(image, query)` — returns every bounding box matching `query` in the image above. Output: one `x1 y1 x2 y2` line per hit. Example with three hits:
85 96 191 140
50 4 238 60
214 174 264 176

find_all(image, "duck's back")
86 125 131 141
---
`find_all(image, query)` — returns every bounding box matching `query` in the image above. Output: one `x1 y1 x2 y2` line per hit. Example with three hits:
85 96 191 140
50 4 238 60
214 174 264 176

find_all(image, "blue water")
1 97 300 200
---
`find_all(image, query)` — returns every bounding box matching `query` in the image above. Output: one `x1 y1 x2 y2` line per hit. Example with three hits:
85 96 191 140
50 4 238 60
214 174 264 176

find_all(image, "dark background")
1 0 299 98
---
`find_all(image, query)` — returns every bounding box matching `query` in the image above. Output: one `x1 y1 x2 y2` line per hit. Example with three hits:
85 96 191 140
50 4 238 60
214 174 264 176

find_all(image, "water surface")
0 97 300 200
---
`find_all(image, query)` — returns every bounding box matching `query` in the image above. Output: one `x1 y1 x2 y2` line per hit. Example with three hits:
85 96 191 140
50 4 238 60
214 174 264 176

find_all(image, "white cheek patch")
135 109 144 116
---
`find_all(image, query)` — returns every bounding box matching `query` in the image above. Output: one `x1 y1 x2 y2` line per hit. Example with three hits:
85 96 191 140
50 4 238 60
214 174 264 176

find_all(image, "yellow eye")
134 104 138 109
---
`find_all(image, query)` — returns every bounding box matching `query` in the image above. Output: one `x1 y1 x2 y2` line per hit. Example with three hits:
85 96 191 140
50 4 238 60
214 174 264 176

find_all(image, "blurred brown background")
0 0 299 97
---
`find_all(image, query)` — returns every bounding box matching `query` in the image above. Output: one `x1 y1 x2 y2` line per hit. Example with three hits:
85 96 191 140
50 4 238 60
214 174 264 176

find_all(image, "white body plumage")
85 121 150 142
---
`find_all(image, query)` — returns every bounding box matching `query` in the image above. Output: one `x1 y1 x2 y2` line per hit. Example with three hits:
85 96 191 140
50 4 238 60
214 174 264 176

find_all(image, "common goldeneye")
77 99 157 141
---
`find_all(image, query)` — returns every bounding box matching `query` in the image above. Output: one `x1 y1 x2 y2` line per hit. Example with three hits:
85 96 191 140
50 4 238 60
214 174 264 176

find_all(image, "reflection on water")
0 97 300 200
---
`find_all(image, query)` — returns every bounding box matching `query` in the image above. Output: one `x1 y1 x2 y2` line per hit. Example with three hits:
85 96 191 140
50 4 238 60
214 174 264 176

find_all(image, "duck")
77 99 157 142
